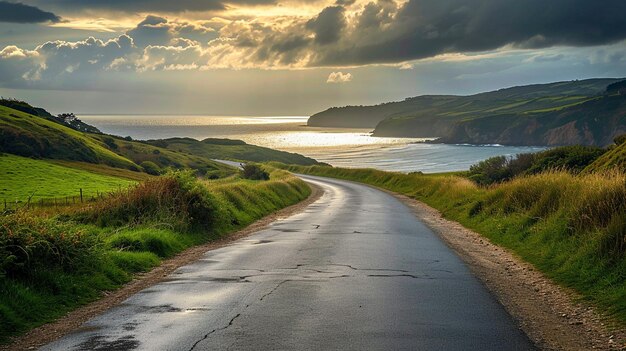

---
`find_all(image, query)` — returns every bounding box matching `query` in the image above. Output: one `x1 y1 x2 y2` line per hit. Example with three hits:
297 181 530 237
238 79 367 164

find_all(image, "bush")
78 171 223 232
102 137 118 150
140 161 161 175
467 145 606 185
526 145 605 175
468 155 510 185
241 163 270 180
0 214 100 279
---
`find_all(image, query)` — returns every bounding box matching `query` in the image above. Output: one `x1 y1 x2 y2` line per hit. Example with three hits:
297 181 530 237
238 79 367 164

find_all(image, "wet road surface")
41 175 535 351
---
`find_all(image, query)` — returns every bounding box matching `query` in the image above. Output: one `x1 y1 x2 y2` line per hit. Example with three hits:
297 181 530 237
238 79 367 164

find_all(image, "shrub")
468 155 510 185
467 145 606 185
0 214 100 279
526 145 605 175
140 161 161 175
78 171 223 232
102 137 118 150
241 163 270 180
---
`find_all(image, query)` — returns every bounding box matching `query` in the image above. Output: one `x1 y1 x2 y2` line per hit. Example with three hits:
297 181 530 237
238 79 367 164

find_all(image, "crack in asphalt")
188 279 293 350
260 280 291 301
367 274 430 279
187 313 242 351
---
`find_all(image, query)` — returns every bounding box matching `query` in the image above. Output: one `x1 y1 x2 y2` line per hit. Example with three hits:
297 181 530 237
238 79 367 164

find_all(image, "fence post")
80 188 83 203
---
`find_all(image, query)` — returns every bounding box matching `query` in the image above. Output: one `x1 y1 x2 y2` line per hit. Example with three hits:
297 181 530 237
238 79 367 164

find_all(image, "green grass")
276 163 626 326
0 105 137 169
585 137 626 173
0 154 136 203
49 160 154 181
0 167 310 343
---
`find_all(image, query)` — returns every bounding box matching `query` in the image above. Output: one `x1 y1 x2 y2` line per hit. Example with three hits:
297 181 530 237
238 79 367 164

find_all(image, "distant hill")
0 102 320 177
143 137 318 166
386 94 626 146
308 78 626 146
0 99 100 134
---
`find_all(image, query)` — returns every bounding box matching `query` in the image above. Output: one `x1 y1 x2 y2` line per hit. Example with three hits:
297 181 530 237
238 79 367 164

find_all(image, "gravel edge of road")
1 184 323 351
385 190 625 351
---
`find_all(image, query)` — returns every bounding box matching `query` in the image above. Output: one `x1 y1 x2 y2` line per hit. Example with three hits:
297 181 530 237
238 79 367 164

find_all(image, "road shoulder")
386 190 625 351
2 183 323 351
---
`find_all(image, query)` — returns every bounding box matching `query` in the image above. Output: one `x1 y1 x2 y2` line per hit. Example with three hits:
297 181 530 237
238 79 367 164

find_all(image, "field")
0 166 310 343
277 163 626 325
0 154 137 205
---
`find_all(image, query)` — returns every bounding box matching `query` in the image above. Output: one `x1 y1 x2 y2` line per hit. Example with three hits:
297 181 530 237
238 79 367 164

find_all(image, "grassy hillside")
48 160 153 181
276 163 626 325
585 135 626 172
143 137 318 165
430 94 626 146
0 168 310 343
308 78 620 128
0 154 140 206
90 134 237 177
0 106 137 169
308 78 626 146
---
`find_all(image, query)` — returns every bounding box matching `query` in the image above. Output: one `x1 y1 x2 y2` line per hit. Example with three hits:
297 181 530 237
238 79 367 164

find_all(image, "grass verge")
276 163 626 325
0 167 310 343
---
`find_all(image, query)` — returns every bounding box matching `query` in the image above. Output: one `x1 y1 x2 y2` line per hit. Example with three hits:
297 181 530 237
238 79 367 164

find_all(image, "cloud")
21 0 277 13
528 53 565 63
327 71 352 83
0 35 136 88
126 15 217 48
0 45 41 83
306 6 346 45
2 0 626 90
0 1 61 23
309 0 626 66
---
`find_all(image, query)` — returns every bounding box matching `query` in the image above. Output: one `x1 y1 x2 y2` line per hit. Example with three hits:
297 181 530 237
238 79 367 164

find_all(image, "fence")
2 187 121 211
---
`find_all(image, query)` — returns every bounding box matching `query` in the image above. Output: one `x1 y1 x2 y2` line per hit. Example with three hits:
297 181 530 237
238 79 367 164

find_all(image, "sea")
79 115 546 174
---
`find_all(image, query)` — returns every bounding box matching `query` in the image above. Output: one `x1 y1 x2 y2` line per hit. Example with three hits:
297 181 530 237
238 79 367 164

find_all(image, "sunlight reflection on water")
80 115 545 173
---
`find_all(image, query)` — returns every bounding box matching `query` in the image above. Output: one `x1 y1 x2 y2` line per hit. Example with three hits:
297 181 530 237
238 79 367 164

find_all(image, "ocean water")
80 115 546 173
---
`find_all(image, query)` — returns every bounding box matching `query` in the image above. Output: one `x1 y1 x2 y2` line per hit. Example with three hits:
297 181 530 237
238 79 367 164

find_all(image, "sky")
0 0 625 115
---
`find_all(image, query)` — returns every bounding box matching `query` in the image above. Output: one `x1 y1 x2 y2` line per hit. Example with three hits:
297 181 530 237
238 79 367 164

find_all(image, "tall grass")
279 164 626 324
0 168 310 343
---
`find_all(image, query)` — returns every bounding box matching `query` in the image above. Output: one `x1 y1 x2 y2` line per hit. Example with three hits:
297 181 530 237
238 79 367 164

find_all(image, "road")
41 175 535 351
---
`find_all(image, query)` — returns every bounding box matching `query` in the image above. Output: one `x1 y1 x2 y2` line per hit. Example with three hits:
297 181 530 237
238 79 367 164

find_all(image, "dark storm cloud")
0 1 61 23
311 0 626 66
306 6 346 45
22 0 276 13
335 0 355 6
125 15 218 48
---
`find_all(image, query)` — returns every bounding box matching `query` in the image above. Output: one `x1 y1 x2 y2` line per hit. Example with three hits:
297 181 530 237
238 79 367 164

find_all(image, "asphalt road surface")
41 175 535 351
